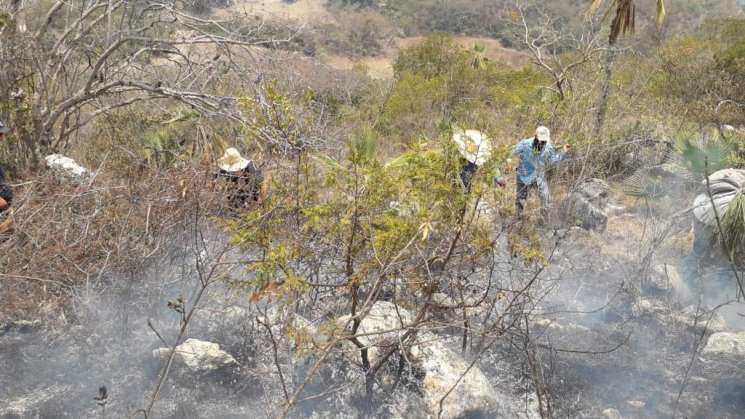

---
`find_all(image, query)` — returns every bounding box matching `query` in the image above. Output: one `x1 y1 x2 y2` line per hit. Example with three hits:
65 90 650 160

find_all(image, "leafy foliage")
375 34 547 148
679 137 730 176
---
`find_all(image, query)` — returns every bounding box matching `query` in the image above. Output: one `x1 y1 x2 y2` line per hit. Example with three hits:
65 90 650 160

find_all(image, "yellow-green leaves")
348 127 378 165
656 0 666 29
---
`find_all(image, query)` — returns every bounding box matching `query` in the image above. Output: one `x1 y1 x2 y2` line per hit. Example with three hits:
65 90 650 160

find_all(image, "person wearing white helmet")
512 126 571 221
217 147 266 208
452 128 507 191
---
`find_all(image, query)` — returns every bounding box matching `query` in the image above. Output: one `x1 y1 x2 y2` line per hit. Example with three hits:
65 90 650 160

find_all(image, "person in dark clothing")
217 147 266 208
0 121 12 214
459 160 479 191
453 129 493 191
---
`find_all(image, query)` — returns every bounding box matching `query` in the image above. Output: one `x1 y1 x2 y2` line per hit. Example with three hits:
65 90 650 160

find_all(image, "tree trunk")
593 47 618 139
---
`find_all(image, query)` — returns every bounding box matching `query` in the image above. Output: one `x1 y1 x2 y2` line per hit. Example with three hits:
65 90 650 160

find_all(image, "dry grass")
321 35 531 80
215 0 333 23
0 163 223 324
396 36 531 68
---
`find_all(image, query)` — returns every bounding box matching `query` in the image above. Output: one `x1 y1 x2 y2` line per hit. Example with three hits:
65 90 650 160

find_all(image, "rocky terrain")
2 1 745 418
2 175 744 418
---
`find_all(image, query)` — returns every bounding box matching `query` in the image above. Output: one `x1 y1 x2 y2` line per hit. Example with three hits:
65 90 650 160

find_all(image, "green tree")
230 128 514 410
0 0 266 166
589 0 667 138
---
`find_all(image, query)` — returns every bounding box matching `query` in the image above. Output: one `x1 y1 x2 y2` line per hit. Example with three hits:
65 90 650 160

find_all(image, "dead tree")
512 1 605 101
0 0 293 163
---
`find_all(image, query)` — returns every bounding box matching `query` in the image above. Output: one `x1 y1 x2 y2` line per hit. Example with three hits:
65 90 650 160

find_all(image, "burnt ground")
526 212 745 419
2 200 745 419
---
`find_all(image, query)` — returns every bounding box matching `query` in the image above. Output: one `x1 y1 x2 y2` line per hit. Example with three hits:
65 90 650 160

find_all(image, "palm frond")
591 0 666 45
679 137 729 176
609 0 635 44
656 0 666 28
622 171 665 198
721 191 745 251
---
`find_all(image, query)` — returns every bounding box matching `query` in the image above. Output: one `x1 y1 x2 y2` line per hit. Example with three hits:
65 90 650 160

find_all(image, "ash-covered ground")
2 196 744 419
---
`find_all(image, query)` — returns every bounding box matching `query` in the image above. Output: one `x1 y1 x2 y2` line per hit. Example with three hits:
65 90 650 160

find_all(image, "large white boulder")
340 301 538 419
703 332 745 359
153 338 237 373
692 169 745 227
45 154 90 182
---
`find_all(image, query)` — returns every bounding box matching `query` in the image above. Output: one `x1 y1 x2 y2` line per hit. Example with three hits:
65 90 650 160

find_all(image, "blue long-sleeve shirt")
513 138 567 185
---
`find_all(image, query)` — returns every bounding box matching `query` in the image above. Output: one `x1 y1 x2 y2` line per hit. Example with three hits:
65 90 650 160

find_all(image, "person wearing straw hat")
217 147 266 208
512 126 571 222
452 128 505 191
0 121 13 214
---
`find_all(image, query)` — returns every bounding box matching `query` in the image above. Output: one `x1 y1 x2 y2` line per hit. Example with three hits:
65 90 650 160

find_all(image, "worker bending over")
217 147 267 209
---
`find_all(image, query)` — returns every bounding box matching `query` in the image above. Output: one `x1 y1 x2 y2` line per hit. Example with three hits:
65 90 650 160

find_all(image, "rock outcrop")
690 168 745 266
45 154 90 182
692 169 745 228
339 301 539 419
703 332 745 360
561 178 610 231
644 264 684 296
153 338 237 374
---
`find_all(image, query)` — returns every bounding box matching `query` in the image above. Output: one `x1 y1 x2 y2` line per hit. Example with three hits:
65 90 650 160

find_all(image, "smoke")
520 179 745 418
0 222 269 418
2 178 744 419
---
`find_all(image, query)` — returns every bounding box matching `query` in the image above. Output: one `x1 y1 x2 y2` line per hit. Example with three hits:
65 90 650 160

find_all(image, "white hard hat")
452 129 493 166
536 126 551 143
218 147 251 172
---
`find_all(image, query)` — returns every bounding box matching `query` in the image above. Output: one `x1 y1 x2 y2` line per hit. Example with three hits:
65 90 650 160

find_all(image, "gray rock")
703 332 745 359
0 319 41 336
674 307 727 334
602 408 622 419
631 298 667 317
692 169 745 227
153 338 237 373
45 154 90 182
632 299 727 334
645 264 683 295
626 400 646 409
562 178 610 231
0 384 70 418
339 301 539 419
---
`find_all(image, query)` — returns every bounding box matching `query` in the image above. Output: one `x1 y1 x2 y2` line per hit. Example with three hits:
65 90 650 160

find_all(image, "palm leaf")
679 137 729 176
721 192 745 251
656 0 666 28
622 171 665 198
620 139 695 198
588 0 605 15
609 0 635 44
590 0 667 45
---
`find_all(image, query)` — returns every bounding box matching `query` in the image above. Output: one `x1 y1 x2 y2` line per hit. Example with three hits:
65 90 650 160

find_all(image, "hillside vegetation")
1 1 745 418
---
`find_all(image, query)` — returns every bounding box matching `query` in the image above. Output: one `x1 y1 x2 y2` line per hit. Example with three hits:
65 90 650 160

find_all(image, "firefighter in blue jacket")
512 126 571 221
